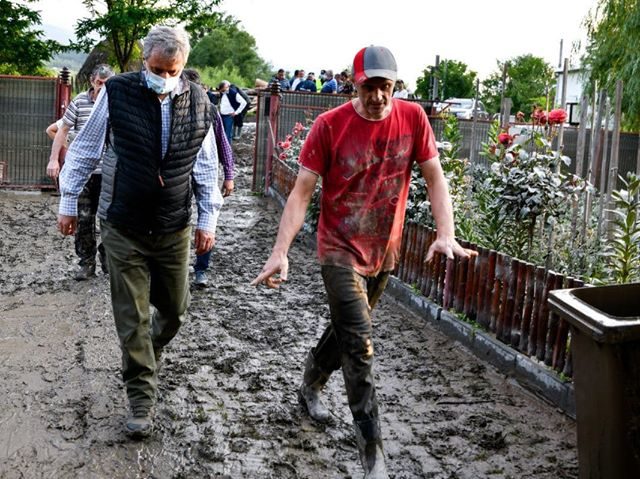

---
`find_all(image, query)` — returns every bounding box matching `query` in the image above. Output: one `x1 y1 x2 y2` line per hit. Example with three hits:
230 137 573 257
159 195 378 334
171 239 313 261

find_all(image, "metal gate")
0 73 71 188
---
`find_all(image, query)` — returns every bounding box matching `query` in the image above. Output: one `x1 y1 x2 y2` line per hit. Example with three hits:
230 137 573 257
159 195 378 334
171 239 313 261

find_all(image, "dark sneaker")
194 270 208 287
74 264 96 281
125 407 153 439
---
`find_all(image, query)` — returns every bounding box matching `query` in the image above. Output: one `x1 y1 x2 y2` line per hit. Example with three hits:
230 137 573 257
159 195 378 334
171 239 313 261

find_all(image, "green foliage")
74 0 223 71
603 173 640 283
189 19 272 86
582 0 640 131
481 55 555 116
275 120 322 230
196 64 247 90
486 124 581 257
406 164 434 227
415 59 477 100
0 0 63 75
471 174 512 252
439 114 473 239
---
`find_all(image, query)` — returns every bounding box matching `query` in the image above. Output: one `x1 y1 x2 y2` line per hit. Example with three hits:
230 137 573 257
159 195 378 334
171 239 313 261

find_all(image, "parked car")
440 98 489 120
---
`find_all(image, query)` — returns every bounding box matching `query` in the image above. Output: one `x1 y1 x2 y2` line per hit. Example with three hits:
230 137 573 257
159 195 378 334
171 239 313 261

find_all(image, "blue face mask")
146 70 180 95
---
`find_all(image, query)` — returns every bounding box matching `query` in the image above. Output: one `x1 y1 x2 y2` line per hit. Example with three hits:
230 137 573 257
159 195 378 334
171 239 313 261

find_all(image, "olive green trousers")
101 221 191 409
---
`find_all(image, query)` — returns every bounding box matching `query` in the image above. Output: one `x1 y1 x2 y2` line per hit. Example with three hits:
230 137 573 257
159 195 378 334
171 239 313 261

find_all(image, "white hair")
143 25 190 63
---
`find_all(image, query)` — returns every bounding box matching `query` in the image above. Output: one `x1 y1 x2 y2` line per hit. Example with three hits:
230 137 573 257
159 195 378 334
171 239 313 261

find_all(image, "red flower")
532 109 547 125
279 153 287 160
286 134 293 142
277 141 284 148
548 108 567 125
281 141 291 149
498 132 513 146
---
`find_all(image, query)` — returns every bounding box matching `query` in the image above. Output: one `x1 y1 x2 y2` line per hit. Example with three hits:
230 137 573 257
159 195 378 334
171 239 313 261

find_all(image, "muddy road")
0 125 577 478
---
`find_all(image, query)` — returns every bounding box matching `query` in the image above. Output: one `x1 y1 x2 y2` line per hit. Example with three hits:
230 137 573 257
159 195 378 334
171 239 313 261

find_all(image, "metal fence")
253 88 640 193
0 75 70 188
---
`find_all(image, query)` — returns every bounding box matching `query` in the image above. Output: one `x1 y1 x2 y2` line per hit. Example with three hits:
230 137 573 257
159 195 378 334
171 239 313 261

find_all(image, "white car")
441 98 489 120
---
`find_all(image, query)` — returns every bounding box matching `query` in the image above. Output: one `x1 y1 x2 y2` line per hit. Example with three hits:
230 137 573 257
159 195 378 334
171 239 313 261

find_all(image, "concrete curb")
385 277 576 418
266 187 575 418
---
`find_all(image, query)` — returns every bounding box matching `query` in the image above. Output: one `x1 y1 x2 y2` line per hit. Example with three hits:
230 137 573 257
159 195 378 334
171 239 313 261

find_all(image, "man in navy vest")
57 25 224 439
217 80 247 144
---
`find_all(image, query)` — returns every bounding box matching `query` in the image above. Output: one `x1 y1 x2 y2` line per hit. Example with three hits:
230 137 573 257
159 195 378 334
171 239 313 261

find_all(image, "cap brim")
355 69 397 84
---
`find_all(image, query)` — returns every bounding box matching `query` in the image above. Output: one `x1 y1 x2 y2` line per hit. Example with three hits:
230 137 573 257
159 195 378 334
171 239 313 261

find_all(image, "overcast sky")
36 0 599 90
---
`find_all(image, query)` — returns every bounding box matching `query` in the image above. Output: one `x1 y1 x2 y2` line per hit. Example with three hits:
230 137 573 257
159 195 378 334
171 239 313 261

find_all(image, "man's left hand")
425 236 478 262
194 229 215 255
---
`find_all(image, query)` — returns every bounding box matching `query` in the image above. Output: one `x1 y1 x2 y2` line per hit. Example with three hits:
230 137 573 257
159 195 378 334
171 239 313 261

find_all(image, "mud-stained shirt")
299 99 438 276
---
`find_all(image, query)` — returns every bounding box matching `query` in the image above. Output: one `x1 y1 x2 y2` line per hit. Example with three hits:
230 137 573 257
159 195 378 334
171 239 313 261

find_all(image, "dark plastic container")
549 283 640 479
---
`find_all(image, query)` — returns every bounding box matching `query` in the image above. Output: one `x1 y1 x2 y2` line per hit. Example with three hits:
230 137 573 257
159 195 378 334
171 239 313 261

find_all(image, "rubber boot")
298 350 331 423
233 125 242 140
354 418 389 479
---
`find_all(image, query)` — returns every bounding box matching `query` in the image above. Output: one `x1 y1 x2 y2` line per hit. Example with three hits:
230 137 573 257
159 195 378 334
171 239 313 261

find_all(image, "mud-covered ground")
0 124 578 478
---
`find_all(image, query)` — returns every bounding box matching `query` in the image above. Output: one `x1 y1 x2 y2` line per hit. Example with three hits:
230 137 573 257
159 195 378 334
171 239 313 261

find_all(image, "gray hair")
143 25 190 63
90 63 114 81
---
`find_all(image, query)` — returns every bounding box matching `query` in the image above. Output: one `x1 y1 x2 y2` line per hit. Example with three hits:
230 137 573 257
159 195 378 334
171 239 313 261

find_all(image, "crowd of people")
46 26 468 479
268 67 413 99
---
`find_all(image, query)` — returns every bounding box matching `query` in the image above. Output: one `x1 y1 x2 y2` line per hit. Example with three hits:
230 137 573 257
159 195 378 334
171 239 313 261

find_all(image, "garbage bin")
548 283 640 479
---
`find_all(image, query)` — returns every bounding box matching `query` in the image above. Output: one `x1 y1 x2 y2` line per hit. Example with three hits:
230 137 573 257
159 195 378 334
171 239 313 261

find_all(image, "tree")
582 0 640 131
481 55 555 117
415 59 477 100
188 17 272 87
0 0 62 75
74 0 223 72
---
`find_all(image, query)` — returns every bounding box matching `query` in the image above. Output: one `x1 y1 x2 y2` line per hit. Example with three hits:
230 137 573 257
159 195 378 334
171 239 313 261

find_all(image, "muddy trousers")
310 265 390 442
100 221 191 409
75 174 105 267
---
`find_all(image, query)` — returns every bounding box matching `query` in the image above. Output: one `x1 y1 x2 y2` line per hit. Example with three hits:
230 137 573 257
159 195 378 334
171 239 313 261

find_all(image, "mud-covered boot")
354 419 389 479
74 263 96 281
298 350 331 423
125 405 153 439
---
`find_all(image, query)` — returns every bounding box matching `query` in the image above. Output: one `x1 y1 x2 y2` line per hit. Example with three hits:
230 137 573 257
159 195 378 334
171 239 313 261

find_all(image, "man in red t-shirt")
252 46 475 477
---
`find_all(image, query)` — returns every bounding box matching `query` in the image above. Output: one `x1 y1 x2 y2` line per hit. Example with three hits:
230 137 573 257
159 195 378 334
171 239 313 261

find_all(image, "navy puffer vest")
99 72 211 234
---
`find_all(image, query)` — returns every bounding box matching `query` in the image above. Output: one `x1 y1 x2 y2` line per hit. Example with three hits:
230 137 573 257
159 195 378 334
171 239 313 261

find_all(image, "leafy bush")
275 121 322 229
602 172 640 283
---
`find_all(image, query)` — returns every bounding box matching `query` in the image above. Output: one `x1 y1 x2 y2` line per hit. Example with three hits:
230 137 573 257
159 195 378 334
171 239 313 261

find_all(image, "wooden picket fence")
269 158 583 378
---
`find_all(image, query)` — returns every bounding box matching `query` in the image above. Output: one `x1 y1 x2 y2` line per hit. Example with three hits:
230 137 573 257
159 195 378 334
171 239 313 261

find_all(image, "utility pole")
432 55 440 101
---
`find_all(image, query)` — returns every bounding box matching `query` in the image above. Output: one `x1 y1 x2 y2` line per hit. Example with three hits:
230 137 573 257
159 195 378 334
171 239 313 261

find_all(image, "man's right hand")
57 214 77 236
251 251 289 288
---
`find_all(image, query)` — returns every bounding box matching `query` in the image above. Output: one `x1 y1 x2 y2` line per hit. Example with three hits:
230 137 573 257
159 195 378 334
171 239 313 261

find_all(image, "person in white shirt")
217 80 247 143
392 79 409 99
290 69 305 91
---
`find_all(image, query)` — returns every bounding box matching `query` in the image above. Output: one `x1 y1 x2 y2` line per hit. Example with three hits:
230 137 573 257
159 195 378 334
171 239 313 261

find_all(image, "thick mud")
0 124 578 478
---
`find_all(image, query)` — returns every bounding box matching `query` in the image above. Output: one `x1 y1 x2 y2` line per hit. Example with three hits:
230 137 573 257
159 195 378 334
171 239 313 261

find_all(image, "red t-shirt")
299 99 438 276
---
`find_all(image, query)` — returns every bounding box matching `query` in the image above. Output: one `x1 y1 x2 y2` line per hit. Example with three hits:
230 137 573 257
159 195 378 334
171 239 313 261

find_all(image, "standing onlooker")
296 72 318 92
46 63 114 280
272 68 291 91
183 68 236 287
290 69 305 91
231 83 251 140
320 69 337 94
252 45 475 476
338 70 355 96
57 25 224 439
392 79 409 99
217 80 248 144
